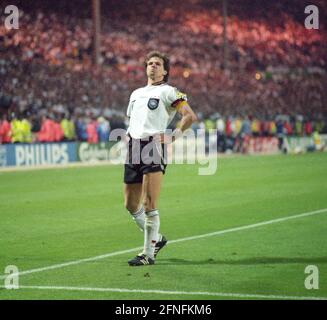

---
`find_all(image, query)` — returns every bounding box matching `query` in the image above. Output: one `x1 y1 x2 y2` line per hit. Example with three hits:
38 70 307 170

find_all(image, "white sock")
130 207 162 240
130 207 146 231
142 210 160 259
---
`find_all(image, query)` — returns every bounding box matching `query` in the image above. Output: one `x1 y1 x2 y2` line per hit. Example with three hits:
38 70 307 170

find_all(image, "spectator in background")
61 114 76 141
30 114 41 143
312 131 325 151
304 119 313 136
276 118 285 150
204 117 215 132
240 116 251 137
37 115 55 142
97 116 110 143
233 117 242 137
75 116 88 141
251 118 260 137
268 119 276 137
11 114 24 143
284 119 293 136
53 116 64 142
239 116 251 153
86 118 98 144
216 115 226 152
225 117 232 137
307 130 326 152
295 116 303 136
21 116 32 143
0 114 11 144
9 114 32 143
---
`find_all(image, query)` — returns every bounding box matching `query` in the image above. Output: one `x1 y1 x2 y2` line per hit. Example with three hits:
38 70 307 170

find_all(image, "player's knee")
143 195 156 212
124 199 139 214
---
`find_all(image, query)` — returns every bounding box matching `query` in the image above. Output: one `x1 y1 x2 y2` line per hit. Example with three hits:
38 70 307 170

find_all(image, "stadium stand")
0 0 326 144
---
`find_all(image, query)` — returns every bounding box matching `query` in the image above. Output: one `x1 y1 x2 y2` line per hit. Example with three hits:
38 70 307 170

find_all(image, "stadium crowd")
0 0 326 146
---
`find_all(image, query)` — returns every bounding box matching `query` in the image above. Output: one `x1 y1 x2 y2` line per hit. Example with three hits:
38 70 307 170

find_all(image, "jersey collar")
148 80 166 86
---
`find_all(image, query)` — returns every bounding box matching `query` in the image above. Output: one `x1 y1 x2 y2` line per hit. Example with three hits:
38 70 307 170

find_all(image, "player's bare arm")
158 101 198 143
174 101 198 136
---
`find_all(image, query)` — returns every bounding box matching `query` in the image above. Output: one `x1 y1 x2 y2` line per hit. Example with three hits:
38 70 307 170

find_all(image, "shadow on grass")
158 256 327 265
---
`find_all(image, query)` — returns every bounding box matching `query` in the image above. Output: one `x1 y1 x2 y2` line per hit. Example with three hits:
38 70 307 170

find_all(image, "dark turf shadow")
158 256 327 266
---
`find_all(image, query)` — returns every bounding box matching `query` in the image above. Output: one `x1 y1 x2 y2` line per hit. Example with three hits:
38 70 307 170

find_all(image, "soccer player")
124 51 197 266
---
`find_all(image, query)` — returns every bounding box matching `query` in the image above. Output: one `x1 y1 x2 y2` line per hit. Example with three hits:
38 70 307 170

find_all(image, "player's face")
146 57 166 82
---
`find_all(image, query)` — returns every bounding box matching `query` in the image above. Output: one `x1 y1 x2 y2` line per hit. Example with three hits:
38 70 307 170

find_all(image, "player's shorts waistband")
127 134 159 142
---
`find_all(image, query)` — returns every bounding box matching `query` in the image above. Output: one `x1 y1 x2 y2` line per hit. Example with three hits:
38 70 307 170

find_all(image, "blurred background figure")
0 114 11 144
97 116 110 143
61 114 76 141
86 117 99 144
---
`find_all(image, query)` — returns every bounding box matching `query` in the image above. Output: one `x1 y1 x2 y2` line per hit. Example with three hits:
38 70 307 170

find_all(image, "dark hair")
144 51 170 82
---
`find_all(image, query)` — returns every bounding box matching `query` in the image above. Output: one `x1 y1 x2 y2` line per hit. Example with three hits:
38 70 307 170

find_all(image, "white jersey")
126 83 187 139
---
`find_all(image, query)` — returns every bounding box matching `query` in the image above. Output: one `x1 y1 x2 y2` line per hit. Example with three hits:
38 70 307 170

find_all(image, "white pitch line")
0 247 144 280
169 207 327 244
1 207 326 280
0 285 326 300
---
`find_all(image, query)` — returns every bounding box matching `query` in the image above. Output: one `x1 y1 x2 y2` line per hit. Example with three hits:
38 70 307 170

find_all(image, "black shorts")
124 136 167 184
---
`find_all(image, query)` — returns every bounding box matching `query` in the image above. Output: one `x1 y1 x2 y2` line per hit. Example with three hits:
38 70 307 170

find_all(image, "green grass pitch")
0 152 326 300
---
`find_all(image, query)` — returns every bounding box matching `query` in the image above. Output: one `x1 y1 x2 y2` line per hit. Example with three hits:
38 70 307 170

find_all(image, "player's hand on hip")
154 129 183 144
154 133 171 144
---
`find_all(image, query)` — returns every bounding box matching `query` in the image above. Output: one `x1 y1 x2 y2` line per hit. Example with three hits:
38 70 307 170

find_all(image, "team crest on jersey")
147 98 160 110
